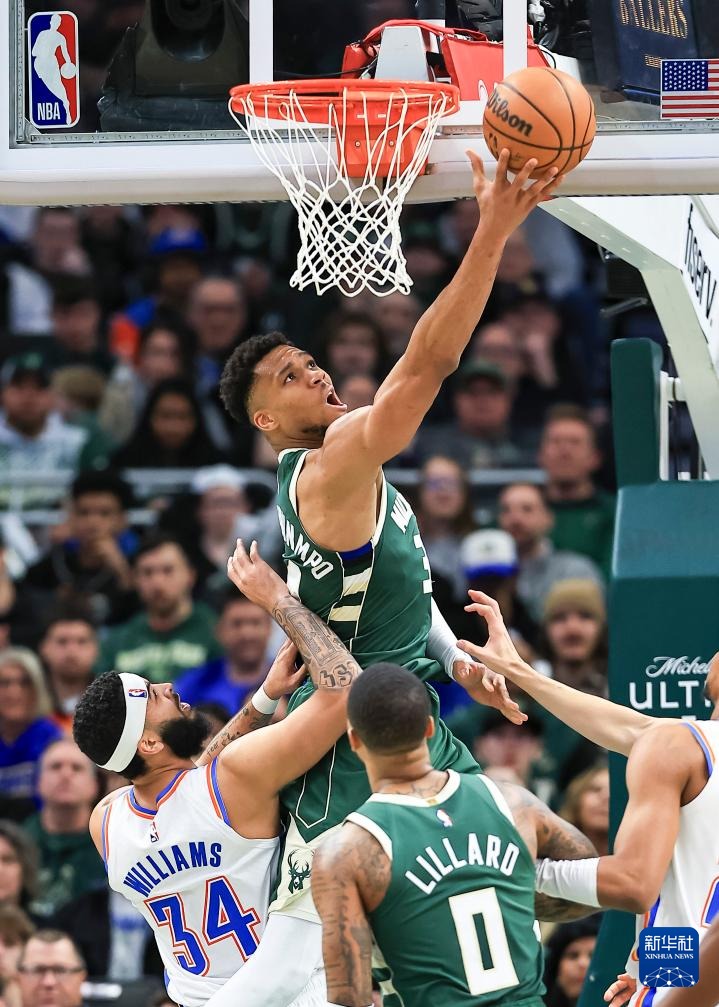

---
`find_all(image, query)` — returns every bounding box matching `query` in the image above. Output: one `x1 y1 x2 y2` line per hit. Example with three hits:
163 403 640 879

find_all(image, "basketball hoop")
229 79 460 297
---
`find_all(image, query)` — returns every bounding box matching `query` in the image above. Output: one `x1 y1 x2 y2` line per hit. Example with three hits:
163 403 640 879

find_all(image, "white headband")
99 673 149 773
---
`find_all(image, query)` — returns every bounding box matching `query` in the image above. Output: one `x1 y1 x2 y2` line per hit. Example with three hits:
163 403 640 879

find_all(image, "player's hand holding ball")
483 66 596 178
227 538 290 613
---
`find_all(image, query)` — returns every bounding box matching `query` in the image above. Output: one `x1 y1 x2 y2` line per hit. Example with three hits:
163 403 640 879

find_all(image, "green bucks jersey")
349 771 545 1007
275 449 479 843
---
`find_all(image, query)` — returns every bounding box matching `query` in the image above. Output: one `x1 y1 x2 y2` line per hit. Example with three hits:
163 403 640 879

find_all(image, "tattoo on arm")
313 827 391 1006
272 595 361 692
499 782 600 923
197 702 272 765
534 891 598 922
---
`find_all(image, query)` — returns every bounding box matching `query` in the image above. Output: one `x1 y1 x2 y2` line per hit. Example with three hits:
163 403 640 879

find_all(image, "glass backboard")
2 0 719 204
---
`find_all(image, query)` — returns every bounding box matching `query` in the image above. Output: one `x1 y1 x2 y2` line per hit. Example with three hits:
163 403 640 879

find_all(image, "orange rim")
230 78 460 123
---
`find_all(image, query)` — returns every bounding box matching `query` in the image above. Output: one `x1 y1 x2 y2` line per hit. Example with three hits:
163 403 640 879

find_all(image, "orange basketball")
483 67 596 177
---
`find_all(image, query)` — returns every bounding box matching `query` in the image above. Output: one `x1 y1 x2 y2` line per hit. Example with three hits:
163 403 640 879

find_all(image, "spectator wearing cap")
0 355 104 507
45 280 115 376
539 579 607 696
22 471 138 628
23 740 105 922
414 360 535 469
498 482 603 623
39 612 99 735
173 589 274 713
16 928 88 1007
108 225 206 360
452 529 539 649
539 405 615 578
0 649 62 819
96 532 222 682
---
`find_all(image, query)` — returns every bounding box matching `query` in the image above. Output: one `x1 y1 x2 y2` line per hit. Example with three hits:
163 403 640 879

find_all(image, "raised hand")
467 148 561 240
452 658 528 725
457 590 524 680
227 539 290 614
262 640 307 701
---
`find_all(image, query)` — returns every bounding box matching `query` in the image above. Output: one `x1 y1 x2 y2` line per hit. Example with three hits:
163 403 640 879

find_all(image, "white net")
229 84 456 297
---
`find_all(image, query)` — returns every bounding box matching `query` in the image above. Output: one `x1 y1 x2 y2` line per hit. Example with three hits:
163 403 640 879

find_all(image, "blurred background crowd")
0 195 668 1006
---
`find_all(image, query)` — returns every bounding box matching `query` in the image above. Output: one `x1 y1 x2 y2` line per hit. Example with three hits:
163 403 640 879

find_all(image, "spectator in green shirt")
96 532 222 682
538 404 615 579
24 738 106 922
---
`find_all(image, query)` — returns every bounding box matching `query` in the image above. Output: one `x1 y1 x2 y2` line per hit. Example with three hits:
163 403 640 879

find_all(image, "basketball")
61 63 77 79
483 67 596 177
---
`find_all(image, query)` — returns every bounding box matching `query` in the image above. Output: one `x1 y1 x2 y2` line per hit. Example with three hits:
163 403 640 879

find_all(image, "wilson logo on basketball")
486 90 533 138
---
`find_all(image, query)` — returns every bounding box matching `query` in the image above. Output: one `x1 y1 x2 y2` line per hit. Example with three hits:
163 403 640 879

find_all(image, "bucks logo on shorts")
287 851 312 893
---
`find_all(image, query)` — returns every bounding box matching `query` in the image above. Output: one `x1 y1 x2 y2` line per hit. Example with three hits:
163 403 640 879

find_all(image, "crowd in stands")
0 195 667 1006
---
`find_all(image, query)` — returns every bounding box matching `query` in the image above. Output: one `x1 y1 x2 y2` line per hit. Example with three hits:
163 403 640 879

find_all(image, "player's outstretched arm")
499 781 599 921
216 539 362 796
536 724 688 915
459 591 660 756
316 152 561 480
313 823 390 1007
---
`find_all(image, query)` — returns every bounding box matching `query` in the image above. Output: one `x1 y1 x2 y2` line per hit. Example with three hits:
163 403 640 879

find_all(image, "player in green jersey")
313 663 598 1007
215 152 560 1005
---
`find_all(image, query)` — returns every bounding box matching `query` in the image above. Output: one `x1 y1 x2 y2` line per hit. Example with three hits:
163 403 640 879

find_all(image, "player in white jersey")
73 542 363 1007
458 592 719 1007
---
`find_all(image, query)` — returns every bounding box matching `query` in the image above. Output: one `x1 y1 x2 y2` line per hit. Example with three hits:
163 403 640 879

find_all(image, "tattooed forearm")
196 701 272 766
535 892 598 922
272 595 361 692
534 805 598 862
314 828 388 1006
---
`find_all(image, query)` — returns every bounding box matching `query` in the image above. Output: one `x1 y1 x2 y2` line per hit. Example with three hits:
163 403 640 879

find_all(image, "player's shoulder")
93 785 131 816
88 786 130 848
630 719 705 770
316 819 385 874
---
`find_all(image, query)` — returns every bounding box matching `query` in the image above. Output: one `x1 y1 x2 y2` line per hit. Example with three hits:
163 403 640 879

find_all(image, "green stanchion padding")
611 338 662 489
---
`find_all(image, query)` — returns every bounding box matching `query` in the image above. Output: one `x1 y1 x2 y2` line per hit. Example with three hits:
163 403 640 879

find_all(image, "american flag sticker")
661 59 719 120
27 11 80 129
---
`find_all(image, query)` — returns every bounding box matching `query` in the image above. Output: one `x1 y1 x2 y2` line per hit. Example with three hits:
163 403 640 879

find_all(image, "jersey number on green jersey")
449 887 519 996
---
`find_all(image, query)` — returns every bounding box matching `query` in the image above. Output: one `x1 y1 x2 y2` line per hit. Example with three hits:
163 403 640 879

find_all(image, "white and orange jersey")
102 762 280 1007
628 721 719 1007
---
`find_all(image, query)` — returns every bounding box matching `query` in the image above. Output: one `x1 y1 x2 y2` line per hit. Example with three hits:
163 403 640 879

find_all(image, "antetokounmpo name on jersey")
405 832 520 895
277 506 334 580
123 841 222 897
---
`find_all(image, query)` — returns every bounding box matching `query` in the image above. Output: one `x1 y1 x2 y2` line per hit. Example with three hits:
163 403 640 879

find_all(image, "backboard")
2 0 719 204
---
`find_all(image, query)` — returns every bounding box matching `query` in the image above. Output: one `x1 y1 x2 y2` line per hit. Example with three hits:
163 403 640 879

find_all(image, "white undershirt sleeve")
427 598 467 680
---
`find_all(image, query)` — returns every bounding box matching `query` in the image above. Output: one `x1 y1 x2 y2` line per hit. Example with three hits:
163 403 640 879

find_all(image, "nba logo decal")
436 809 452 828
128 688 147 699
27 12 79 129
